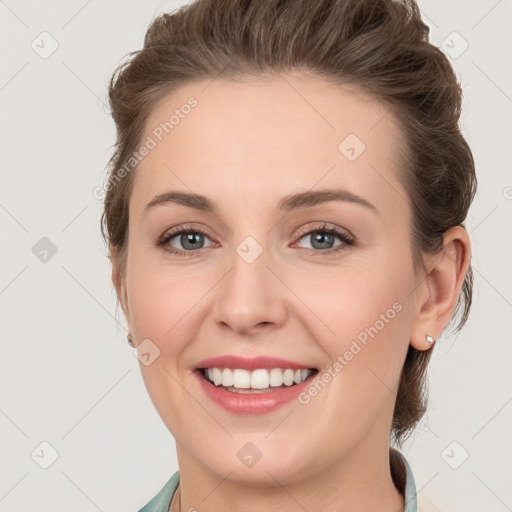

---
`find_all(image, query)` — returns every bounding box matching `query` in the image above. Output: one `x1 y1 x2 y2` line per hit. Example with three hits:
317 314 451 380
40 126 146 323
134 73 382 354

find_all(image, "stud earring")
426 334 435 347
127 333 133 345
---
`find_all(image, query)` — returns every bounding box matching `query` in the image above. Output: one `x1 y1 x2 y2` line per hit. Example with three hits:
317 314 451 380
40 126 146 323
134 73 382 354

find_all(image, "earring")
127 333 133 345
425 334 435 347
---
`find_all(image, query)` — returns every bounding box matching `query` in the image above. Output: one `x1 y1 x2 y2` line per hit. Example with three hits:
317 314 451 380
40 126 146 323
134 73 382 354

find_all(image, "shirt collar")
392 448 418 512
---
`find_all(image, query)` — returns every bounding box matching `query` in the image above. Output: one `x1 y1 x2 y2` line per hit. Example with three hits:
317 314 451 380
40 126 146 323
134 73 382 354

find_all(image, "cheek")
125 256 210 429
299 257 412 338
125 245 208 342
292 264 415 439
298 255 415 389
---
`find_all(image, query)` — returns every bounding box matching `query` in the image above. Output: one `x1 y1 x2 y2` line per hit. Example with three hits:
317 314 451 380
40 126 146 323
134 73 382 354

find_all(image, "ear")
110 244 130 321
410 226 471 350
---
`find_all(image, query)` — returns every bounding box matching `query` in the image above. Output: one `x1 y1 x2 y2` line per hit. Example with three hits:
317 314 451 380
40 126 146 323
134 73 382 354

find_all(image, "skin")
111 72 471 512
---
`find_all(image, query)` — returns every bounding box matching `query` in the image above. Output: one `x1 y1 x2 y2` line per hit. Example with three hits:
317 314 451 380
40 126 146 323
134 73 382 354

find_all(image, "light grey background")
0 0 511 511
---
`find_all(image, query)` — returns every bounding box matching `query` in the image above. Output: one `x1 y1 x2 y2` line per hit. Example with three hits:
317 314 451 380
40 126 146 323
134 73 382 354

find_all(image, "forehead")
132 73 408 218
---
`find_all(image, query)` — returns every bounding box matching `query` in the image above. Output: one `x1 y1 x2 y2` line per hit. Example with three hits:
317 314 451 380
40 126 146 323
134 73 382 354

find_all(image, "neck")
174 439 405 512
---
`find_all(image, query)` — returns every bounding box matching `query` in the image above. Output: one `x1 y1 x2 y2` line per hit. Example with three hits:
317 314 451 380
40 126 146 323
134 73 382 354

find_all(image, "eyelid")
158 223 215 242
157 221 355 256
293 222 354 241
290 222 355 254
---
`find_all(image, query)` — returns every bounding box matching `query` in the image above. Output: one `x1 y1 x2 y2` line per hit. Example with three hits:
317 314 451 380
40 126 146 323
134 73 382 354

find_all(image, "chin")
197 444 317 488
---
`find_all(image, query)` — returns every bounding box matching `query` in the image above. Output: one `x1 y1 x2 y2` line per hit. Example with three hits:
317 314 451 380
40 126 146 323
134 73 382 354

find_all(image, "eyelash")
156 223 355 257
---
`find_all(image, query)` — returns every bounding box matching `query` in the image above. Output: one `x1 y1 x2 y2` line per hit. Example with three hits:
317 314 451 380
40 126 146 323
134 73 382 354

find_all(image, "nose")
213 246 287 337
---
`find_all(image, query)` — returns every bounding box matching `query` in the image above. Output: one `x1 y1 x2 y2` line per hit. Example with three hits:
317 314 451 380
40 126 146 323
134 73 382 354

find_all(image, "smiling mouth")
197 367 318 393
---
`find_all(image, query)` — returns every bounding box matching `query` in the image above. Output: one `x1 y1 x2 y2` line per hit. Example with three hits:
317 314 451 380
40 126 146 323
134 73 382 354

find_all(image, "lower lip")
194 370 317 414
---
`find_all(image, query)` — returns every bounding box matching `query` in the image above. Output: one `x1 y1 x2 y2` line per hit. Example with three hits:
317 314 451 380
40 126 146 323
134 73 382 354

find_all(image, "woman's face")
118 72 423 485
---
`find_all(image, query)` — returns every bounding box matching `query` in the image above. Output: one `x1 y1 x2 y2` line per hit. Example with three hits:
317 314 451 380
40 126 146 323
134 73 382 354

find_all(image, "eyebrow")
143 187 378 217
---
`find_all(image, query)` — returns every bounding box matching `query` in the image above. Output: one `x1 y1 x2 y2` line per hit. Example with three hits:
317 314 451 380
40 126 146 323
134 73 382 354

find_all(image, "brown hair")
100 0 477 447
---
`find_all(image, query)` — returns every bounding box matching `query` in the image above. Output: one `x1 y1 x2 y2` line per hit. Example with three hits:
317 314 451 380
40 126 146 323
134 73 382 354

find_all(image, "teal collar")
137 470 179 512
394 448 418 511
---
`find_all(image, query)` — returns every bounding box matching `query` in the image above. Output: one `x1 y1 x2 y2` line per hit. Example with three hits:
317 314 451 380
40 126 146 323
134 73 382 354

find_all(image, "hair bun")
414 19 430 36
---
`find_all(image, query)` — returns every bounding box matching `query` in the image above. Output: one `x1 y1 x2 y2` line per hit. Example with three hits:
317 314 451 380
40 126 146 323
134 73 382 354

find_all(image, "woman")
100 0 476 510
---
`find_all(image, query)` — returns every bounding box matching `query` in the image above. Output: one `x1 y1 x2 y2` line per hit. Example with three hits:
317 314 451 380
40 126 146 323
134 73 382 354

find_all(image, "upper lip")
193 355 316 371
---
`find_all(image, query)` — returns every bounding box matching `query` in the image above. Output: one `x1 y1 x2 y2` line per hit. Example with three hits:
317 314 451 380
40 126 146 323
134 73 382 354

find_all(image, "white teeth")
233 369 251 388
251 369 269 389
202 367 313 389
221 368 234 387
212 368 222 386
283 368 295 386
269 368 283 387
